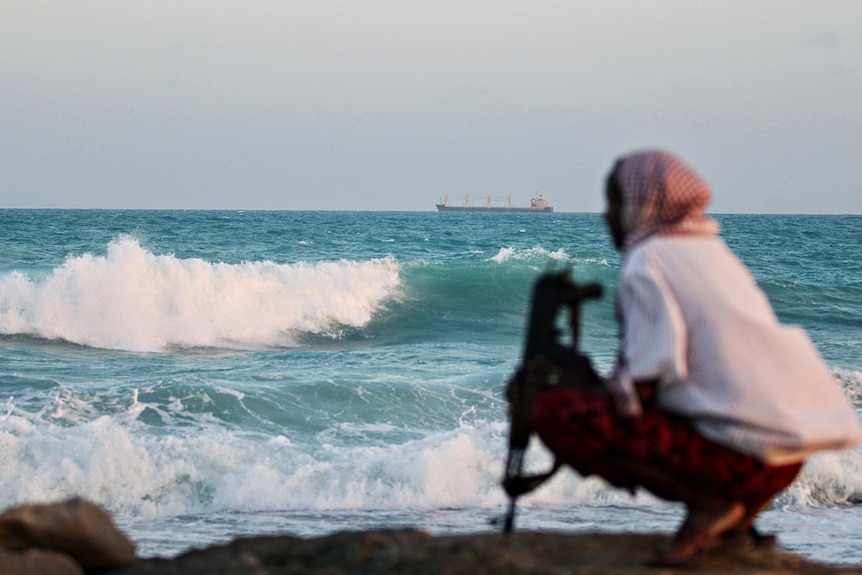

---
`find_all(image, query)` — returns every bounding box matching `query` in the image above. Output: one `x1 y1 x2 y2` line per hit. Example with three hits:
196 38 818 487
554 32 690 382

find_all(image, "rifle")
502 270 603 533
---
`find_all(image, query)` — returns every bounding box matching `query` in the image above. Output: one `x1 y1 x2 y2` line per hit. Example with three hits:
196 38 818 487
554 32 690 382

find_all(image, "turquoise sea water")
0 210 860 564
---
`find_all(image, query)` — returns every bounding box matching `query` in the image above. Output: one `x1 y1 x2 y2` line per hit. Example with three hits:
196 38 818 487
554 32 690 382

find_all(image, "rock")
0 548 84 575
2 498 859 575
108 528 862 575
0 497 137 571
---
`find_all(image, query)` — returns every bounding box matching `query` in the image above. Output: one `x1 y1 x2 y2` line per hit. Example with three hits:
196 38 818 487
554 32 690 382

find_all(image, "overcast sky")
2 1 861 213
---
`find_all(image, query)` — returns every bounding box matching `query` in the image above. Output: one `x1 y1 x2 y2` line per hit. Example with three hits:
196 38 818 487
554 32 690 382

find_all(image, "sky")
2 1 861 213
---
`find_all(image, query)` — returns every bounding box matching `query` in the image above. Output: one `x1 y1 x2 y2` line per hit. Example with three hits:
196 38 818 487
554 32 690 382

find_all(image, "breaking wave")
0 236 402 352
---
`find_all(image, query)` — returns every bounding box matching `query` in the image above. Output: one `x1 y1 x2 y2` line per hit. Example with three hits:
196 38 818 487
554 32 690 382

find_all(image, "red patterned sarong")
531 388 801 507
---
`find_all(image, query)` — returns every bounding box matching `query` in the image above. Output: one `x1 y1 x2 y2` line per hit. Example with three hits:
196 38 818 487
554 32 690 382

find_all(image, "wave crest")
489 245 571 264
0 236 401 352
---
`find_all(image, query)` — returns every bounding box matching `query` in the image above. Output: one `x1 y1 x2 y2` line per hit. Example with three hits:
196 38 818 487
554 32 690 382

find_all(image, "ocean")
1 210 860 564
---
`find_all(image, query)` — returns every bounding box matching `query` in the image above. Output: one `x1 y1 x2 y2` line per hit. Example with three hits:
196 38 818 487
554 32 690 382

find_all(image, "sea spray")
0 236 402 352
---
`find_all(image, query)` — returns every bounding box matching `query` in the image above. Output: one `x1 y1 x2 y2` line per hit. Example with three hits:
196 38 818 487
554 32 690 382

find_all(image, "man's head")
604 161 625 250
604 150 718 252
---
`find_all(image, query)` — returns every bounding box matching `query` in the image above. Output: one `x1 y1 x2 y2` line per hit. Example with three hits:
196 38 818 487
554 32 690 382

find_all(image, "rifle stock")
502 271 603 533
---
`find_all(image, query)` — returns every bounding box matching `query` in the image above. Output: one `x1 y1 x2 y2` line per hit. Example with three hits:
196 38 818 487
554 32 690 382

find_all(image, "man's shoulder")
623 235 740 283
628 235 728 262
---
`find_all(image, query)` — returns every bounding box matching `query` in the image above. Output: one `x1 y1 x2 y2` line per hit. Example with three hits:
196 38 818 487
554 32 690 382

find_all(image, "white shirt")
613 235 862 465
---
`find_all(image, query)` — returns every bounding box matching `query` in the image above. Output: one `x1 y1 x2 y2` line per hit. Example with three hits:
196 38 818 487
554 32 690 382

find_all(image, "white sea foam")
0 403 507 516
785 448 862 507
835 368 862 404
490 246 570 263
0 236 402 352
3 387 861 522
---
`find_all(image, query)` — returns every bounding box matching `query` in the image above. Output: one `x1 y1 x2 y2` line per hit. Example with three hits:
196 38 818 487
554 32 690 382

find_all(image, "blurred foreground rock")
115 528 860 575
2 498 861 574
0 498 137 574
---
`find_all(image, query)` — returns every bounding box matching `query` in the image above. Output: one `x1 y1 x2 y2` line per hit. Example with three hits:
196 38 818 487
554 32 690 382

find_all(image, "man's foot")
650 501 745 566
721 499 778 549
722 526 778 549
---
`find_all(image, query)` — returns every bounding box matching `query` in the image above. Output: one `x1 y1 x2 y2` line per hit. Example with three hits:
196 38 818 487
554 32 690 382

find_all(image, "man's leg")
609 456 744 563
530 388 800 563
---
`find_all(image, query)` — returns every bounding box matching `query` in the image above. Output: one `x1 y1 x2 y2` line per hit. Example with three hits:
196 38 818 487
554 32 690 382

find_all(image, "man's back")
620 235 862 464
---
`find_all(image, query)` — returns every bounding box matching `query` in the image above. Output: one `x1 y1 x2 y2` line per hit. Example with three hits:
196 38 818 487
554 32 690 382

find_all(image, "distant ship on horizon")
436 194 553 213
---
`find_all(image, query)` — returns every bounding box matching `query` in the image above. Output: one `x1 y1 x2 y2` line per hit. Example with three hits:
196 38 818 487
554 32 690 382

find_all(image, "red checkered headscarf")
613 150 719 252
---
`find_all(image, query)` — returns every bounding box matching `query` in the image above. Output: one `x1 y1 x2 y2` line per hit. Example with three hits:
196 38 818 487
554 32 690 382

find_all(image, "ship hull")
435 205 554 213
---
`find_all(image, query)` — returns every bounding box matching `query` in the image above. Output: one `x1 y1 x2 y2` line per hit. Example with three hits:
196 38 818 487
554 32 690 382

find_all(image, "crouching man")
527 150 862 564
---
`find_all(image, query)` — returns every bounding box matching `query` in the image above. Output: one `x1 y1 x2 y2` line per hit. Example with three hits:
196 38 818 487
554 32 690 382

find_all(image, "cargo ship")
436 194 553 212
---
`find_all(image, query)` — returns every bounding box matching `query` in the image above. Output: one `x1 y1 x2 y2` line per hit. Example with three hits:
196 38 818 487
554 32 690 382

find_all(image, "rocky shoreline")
114 529 862 575
2 498 861 574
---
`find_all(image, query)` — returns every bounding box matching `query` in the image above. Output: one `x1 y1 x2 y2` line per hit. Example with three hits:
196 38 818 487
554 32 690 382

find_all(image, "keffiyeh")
614 150 720 252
